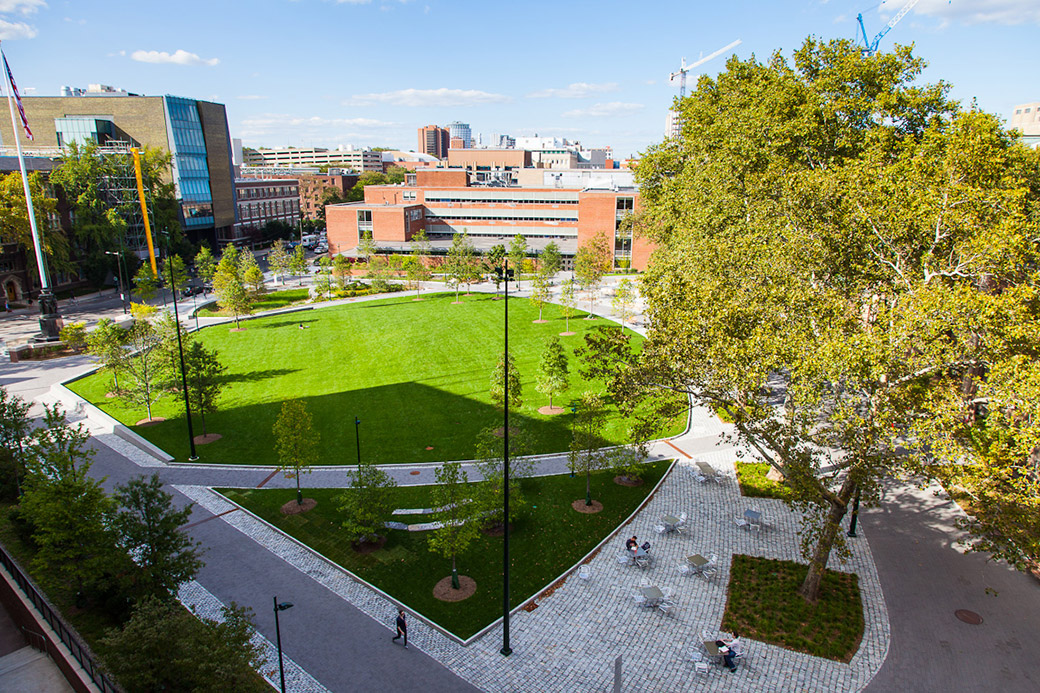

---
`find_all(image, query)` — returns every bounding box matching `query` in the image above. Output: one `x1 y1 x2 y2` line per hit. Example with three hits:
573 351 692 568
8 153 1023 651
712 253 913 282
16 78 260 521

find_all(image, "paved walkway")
3 277 1038 691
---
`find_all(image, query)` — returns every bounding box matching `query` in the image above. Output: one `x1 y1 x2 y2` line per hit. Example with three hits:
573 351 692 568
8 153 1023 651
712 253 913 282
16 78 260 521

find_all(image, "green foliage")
112 474 203 601
185 341 226 436
489 350 523 410
59 321 88 350
611 278 635 325
213 246 251 327
290 243 308 280
101 596 266 692
358 230 376 265
407 229 433 297
133 262 160 301
445 231 475 302
540 241 561 281
428 461 480 589
0 170 65 276
160 254 188 293
267 239 291 284
473 425 534 528
722 555 863 662
530 272 550 320
273 399 319 504
559 278 578 332
485 243 507 290
336 462 397 543
575 325 639 407
332 253 352 290
119 312 165 420
536 335 570 409
386 165 407 184
239 250 265 298
0 387 31 499
568 391 609 504
85 318 127 392
194 244 217 284
735 462 794 500
313 256 333 300
574 231 612 313
508 233 527 288
346 171 389 202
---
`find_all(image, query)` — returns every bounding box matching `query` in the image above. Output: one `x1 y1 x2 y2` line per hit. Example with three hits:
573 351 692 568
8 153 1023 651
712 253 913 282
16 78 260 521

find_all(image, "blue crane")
856 0 921 56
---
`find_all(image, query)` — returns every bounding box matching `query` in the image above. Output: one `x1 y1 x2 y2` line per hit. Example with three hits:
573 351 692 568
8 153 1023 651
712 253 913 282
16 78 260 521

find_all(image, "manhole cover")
409 470 421 476
955 609 983 625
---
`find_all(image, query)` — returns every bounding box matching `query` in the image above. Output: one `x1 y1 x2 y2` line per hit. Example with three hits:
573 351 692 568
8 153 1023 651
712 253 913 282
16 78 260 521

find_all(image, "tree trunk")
200 408 208 436
585 467 593 506
296 475 302 506
798 490 852 603
451 555 459 589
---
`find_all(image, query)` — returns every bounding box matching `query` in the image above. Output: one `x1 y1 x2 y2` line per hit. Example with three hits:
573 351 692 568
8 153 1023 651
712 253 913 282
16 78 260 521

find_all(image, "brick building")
326 168 651 270
232 178 300 244
417 125 450 159
295 173 359 220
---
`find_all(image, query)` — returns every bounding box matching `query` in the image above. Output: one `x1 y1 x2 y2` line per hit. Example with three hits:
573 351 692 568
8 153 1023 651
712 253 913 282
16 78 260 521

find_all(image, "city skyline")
0 0 1036 158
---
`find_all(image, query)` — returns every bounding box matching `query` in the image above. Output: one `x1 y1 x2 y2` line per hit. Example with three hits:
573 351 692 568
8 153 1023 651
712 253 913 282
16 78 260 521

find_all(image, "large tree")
629 37 1040 601
112 474 204 601
0 386 31 498
0 170 66 277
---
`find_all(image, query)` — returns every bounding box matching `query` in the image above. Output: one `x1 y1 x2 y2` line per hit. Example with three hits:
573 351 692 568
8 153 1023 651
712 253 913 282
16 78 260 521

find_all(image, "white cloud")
0 0 45 15
346 88 511 107
236 94 268 100
562 102 645 118
237 114 397 140
902 0 1040 25
0 19 35 39
527 82 619 99
106 49 126 57
131 49 219 67
63 16 86 25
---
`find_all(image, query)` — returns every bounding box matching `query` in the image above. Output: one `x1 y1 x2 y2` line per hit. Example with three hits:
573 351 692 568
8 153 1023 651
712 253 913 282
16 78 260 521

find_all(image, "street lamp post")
104 250 129 314
273 597 294 693
354 417 361 466
501 258 512 657
166 245 198 461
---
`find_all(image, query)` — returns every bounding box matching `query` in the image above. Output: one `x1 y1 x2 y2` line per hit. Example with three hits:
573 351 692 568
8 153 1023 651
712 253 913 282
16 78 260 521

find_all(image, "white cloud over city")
345 88 512 107
131 49 220 67
527 82 619 99
562 102 645 118
0 18 35 38
237 114 397 143
0 0 45 15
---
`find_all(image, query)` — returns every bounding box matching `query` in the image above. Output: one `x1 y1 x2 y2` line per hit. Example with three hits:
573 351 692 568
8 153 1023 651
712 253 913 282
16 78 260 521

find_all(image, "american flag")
2 52 33 142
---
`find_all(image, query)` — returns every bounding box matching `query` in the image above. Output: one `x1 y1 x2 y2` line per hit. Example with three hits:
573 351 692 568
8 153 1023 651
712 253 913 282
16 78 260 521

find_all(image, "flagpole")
1 45 61 340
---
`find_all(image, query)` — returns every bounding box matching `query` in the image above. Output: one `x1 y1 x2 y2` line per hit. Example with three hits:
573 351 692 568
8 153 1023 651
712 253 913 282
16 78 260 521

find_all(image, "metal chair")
688 650 710 675
617 551 634 566
654 524 667 535
578 564 592 581
677 562 692 577
657 600 676 616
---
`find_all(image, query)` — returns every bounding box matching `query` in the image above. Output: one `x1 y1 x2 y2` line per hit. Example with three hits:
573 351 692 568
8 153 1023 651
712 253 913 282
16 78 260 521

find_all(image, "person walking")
392 609 408 648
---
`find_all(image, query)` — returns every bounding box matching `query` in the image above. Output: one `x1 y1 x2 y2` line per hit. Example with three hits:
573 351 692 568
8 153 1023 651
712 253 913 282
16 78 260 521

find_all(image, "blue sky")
0 0 1037 158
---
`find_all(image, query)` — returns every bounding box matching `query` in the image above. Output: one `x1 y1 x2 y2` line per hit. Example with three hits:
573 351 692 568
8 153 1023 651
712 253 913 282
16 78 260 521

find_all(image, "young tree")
112 474 204 600
268 239 291 285
530 272 551 322
508 233 528 290
568 391 609 506
574 231 612 317
59 321 88 351
486 243 507 293
273 399 319 506
612 278 635 325
445 230 474 303
472 425 535 530
185 341 226 436
160 254 189 297
213 247 251 328
540 241 562 283
290 243 308 284
313 256 333 300
332 253 352 290
536 335 570 412
408 229 433 298
559 278 578 334
133 263 160 302
239 249 265 298
335 462 398 545
489 351 523 412
575 325 639 404
358 229 377 267
120 306 166 421
194 244 217 286
86 317 127 393
428 461 479 590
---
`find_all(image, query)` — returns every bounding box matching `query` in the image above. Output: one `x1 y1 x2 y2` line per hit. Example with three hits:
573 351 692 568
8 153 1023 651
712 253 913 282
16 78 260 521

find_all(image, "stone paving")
27 279 893 692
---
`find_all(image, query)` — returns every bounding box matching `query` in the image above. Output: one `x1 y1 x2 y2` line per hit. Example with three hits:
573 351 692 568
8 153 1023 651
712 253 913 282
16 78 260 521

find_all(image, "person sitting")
625 536 638 552
715 632 742 672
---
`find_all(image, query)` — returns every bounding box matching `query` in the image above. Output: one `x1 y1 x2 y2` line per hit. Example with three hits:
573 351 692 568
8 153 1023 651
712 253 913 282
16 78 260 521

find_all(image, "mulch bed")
433 575 476 602
230 327 246 332
194 433 223 445
480 522 514 537
281 498 317 515
571 499 603 514
135 417 166 427
614 475 643 487
559 331 576 337
537 405 566 416
532 319 548 324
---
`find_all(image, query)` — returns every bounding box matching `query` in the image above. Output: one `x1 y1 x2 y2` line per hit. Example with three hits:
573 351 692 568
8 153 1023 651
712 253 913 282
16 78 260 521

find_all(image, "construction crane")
857 0 921 56
670 39 743 98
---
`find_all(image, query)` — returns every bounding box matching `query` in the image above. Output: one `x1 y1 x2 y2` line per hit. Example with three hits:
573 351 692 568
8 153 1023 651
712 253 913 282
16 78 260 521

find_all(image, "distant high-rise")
448 121 471 149
417 124 449 159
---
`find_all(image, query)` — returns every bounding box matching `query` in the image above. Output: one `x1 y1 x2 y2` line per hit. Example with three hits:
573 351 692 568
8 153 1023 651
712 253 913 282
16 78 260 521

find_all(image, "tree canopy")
631 37 1040 599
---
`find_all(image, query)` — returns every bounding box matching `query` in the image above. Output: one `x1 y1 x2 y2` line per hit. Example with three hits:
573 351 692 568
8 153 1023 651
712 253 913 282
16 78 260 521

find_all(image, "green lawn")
218 461 671 639
721 554 864 661
196 288 310 317
735 462 793 500
69 292 684 465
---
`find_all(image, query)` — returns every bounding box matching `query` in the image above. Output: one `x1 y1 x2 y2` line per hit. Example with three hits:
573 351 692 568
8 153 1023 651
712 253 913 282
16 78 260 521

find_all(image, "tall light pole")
501 258 512 657
354 417 361 466
273 597 294 693
165 241 198 461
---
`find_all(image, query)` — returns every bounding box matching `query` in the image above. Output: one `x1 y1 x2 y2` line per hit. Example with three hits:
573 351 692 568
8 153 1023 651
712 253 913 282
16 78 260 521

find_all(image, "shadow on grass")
258 318 320 329
124 381 578 465
221 368 300 385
